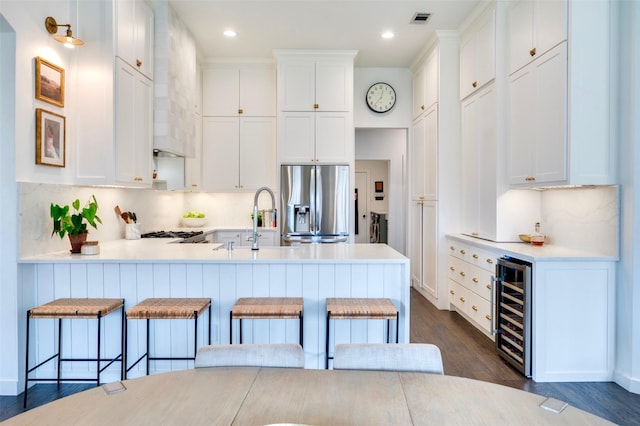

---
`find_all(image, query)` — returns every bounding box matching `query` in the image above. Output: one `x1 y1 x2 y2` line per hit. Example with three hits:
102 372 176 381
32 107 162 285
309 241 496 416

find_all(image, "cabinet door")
115 59 153 186
201 117 240 190
116 0 154 79
459 35 476 100
410 117 425 199
423 48 438 112
461 85 497 239
535 0 566 60
410 201 424 288
315 112 350 162
508 0 534 74
533 44 566 183
184 113 202 190
423 106 438 200
278 59 316 111
475 9 495 90
508 65 536 184
279 112 315 163
240 117 276 190
240 67 276 116
202 67 239 116
412 64 426 120
421 201 438 298
134 0 154 79
315 59 351 111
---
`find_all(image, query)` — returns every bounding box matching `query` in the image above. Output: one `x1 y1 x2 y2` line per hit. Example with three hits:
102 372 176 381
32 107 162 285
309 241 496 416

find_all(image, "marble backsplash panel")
539 185 619 256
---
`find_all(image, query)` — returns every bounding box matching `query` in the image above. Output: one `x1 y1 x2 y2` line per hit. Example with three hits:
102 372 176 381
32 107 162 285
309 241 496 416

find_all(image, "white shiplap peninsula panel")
21 258 408 383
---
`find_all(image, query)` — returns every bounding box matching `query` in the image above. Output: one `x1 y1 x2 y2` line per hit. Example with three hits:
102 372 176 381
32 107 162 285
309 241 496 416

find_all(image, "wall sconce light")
44 16 84 48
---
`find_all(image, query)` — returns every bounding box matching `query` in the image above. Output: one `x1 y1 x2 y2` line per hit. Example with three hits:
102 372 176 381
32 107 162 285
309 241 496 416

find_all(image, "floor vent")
411 13 431 24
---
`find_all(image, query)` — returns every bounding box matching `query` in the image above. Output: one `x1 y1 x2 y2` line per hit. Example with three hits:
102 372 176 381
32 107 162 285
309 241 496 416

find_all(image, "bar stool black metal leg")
23 311 31 409
124 314 128 379
96 311 102 386
325 312 331 369
229 311 233 344
386 319 390 344
299 311 304 347
145 319 150 376
121 307 125 380
57 318 62 387
208 305 212 345
193 310 198 357
239 319 243 344
395 312 399 343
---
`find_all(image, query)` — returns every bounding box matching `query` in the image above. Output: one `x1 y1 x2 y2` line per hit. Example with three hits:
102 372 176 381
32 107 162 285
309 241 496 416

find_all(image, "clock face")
366 82 396 113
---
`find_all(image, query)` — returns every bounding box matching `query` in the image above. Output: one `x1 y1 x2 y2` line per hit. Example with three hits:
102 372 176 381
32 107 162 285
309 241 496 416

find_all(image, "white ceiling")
169 0 482 67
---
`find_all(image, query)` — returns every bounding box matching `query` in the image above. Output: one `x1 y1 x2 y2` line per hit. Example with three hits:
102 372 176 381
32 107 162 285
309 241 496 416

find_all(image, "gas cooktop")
141 231 204 239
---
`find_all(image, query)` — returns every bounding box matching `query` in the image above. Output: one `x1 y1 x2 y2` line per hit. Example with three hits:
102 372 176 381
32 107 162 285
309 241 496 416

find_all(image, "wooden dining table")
5 367 612 425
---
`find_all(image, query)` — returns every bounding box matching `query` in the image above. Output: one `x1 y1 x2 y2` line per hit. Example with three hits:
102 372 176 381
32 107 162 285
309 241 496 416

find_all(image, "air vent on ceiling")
411 12 431 24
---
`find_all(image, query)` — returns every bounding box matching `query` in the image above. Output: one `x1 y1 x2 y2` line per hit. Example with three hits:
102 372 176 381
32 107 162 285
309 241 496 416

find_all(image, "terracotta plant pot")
68 232 88 253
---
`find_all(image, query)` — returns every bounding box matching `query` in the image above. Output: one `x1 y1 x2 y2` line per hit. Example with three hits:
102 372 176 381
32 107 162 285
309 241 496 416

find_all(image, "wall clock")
366 82 396 113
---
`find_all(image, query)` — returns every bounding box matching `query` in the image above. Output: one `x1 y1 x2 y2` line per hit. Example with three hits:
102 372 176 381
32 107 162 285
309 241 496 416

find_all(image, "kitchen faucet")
252 186 276 250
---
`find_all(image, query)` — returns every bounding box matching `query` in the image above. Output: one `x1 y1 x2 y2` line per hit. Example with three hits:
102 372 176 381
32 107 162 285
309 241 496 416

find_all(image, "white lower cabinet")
447 239 497 338
447 235 616 382
115 58 153 187
411 200 437 299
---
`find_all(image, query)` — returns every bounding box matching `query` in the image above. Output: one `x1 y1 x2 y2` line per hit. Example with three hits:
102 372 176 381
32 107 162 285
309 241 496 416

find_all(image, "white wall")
354 68 412 129
0 13 19 396
615 0 640 394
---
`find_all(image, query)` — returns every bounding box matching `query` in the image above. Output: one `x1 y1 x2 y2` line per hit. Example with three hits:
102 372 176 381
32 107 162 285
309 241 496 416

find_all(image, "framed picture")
36 108 66 167
375 181 384 193
35 57 65 107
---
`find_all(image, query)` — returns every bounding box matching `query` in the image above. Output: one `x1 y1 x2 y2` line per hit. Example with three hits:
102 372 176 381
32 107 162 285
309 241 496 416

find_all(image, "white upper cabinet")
412 47 438 120
275 50 356 164
201 116 276 191
507 0 614 187
116 0 154 79
459 4 495 100
508 0 566 75
276 53 354 112
202 65 276 117
115 58 153 187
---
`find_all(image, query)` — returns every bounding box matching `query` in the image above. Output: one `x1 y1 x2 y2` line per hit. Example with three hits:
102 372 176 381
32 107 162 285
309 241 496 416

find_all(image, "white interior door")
355 171 369 243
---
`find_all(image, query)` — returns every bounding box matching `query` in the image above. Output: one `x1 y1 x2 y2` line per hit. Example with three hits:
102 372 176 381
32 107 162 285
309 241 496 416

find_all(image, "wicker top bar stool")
125 298 211 378
325 298 399 369
230 297 304 346
24 298 125 408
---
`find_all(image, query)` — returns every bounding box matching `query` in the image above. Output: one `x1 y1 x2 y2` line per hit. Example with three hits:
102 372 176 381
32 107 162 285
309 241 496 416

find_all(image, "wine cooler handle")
490 275 498 335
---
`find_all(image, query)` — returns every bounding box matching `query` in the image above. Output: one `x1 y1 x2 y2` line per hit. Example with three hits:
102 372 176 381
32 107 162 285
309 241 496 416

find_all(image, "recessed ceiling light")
223 29 236 37
381 31 394 39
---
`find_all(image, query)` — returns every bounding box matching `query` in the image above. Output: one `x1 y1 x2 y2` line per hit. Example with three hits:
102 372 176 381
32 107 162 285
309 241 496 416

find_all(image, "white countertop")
20 240 408 264
448 234 618 262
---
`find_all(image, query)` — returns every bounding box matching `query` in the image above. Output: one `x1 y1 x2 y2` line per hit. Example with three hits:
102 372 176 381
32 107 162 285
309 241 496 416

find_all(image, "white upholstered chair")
194 343 305 369
332 343 444 374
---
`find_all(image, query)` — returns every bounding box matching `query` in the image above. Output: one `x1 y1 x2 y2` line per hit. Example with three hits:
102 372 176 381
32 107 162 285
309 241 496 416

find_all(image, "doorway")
355 160 389 244
355 128 406 254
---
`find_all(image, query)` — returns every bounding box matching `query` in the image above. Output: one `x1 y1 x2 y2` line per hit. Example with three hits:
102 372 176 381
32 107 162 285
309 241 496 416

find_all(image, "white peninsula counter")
18 243 409 383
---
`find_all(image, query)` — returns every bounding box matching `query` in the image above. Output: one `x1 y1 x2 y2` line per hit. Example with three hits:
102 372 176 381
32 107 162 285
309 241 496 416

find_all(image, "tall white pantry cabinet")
410 32 460 308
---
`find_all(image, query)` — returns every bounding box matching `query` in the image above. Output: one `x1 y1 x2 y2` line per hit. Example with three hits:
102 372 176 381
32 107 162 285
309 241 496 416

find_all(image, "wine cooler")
495 257 532 377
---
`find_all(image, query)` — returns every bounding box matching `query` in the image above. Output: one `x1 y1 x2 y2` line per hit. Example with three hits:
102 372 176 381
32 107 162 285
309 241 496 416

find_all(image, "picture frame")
35 57 65 107
375 181 384 193
36 108 66 167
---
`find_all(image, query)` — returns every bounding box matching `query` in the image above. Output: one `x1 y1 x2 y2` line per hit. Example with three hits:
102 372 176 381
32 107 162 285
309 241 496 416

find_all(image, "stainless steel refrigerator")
280 164 350 244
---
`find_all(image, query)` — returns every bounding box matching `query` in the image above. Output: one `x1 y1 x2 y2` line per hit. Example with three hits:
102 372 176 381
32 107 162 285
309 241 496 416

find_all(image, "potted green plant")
50 195 102 253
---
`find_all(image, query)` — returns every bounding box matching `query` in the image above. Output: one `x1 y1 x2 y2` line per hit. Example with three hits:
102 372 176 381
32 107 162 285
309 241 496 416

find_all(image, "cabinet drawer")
448 242 498 273
467 291 493 334
448 280 470 313
448 257 493 301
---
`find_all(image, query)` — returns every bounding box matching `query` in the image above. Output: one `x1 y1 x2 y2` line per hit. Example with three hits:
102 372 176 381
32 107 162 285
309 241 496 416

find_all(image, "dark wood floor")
410 288 640 425
2 288 639 424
